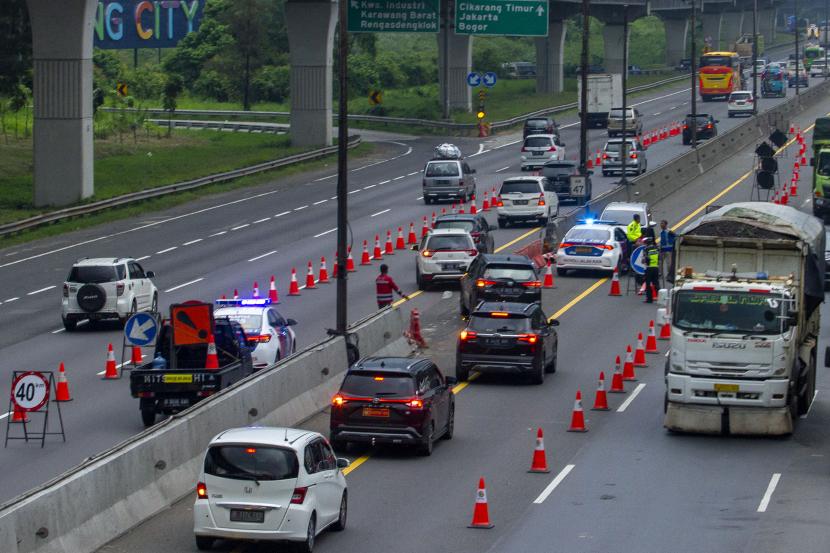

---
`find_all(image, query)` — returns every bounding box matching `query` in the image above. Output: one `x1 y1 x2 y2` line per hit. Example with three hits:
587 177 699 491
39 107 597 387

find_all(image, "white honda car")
194 427 349 552
414 228 479 289
555 221 626 275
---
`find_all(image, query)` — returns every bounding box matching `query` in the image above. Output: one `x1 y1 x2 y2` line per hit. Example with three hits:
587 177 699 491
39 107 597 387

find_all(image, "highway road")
98 90 830 553
0 44 815 503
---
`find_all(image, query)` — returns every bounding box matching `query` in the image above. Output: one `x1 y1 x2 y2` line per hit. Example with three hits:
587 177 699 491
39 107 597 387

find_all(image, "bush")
192 69 233 102
375 53 406 89
347 53 380 96
126 67 166 100
252 65 290 103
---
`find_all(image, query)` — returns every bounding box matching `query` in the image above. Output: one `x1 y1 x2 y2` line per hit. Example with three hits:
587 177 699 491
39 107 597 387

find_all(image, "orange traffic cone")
55 362 73 402
408 222 418 245
233 289 239 300
789 123 795 134
422 216 430 238
609 267 621 296
252 281 260 298
451 202 458 215
595 149 601 166
659 317 671 340
592 371 610 411
205 334 219 371
542 258 555 288
567 390 588 432
470 195 478 214
586 156 594 169
305 262 317 289
103 343 119 379
432 211 439 227
373 235 383 260
634 333 647 367
771 189 779 204
468 477 495 529
269 275 279 302
646 320 659 353
609 356 625 393
332 253 339 279
361 240 372 265
384 230 395 255
346 246 356 272
131 345 143 366
780 189 789 205
319 257 330 284
528 428 551 473
791 179 798 197
482 191 490 211
11 404 29 423
288 268 301 296
623 345 637 381
395 227 406 250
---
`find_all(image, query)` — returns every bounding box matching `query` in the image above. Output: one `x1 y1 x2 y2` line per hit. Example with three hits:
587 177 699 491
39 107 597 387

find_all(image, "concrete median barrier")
0 307 406 553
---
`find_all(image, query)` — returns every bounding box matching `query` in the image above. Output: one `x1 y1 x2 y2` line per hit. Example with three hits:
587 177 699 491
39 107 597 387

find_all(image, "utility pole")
336 0 349 333
442 0 451 119
795 0 800 96
690 0 697 148
620 5 630 194
752 0 758 113
825 0 828 80
579 0 590 174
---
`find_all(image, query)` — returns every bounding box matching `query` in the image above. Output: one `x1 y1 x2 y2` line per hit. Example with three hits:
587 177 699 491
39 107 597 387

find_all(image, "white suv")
61 257 158 330
414 228 478 289
727 91 755 117
495 176 559 228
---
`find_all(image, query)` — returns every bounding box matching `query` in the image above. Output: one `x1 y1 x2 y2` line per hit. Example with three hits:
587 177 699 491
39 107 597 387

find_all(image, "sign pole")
579 0 590 174
620 4 630 196
336 0 349 334
442 0 451 119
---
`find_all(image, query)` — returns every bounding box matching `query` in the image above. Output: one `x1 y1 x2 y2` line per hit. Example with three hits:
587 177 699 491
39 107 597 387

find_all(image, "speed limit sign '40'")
11 371 50 412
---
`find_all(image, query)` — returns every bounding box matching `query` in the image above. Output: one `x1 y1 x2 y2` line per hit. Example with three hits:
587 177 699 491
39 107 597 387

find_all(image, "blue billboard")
94 0 205 49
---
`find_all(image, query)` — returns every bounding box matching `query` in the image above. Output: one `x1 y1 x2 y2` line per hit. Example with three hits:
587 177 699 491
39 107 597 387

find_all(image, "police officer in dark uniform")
643 237 660 303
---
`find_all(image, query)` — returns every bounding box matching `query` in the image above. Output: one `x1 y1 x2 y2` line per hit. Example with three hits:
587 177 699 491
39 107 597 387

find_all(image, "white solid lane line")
371 209 391 217
156 246 178 254
52 328 64 334
183 239 203 246
757 473 782 513
275 211 290 217
27 285 56 296
253 217 270 224
231 224 250 230
135 255 151 261
496 166 511 172
313 200 328 205
616 383 646 412
164 278 204 293
248 250 278 262
315 228 337 238
533 464 575 504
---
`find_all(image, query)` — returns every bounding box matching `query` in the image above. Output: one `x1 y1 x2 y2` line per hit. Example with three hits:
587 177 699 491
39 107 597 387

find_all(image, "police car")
555 219 627 276
214 298 298 370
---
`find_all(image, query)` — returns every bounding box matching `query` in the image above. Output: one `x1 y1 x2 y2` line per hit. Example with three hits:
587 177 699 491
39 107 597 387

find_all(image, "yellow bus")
699 51 742 101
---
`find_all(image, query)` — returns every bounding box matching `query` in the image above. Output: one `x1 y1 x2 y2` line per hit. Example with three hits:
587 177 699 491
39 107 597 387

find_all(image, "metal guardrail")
147 118 288 134
0 135 361 238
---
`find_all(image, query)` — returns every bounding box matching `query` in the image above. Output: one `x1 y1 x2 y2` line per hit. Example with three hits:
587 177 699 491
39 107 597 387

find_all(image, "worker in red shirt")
376 264 408 308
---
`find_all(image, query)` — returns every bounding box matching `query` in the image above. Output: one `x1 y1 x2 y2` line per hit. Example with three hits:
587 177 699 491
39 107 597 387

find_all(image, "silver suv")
61 257 158 331
606 107 643 137
422 144 477 204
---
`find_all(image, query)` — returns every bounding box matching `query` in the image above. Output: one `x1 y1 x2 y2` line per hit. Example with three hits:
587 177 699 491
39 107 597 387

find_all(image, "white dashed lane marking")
164 278 204 293
248 250 278 262
313 200 328 205
209 231 227 237
156 246 178 254
27 285 56 296
231 224 250 230
294 205 308 211
314 228 337 238
253 218 270 224
183 239 203 246
371 209 391 217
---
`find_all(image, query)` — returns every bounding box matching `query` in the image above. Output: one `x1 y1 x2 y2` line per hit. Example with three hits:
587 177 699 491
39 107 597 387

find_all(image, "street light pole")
579 0 590 174
825 0 828 80
442 0 451 119
620 5 629 192
690 0 697 148
752 0 758 113
795 0 800 96
335 0 349 333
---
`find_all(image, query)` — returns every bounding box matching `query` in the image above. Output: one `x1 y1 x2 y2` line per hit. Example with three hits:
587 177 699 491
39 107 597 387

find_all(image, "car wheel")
418 422 435 456
456 354 469 382
416 268 426 290
195 536 214 551
556 268 566 276
546 353 557 374
297 514 316 553
332 492 347 531
424 196 432 205
442 403 454 440
530 354 545 385
62 316 77 332
151 293 158 313
121 300 137 327
498 218 508 228
460 294 469 318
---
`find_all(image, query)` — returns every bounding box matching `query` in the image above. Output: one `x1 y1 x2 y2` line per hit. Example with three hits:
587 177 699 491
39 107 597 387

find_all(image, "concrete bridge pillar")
721 11 745 47
535 20 567 94
603 23 628 76
702 11 723 50
664 17 689 67
26 0 95 207
437 28 473 112
286 0 336 146
759 9 776 46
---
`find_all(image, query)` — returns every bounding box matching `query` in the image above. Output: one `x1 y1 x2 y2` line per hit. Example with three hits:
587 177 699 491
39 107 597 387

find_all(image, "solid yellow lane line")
548 278 609 322
342 454 370 476
494 227 541 253
392 290 422 307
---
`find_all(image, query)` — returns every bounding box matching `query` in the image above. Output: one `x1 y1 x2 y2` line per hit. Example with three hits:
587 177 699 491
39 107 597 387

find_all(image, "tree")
162 75 183 136
0 0 32 96
221 0 268 110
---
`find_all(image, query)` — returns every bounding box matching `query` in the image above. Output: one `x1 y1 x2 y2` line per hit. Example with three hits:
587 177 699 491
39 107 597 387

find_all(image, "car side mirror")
548 319 560 327
445 376 458 386
286 318 297 326
336 458 350 469
411 244 419 251
146 271 155 279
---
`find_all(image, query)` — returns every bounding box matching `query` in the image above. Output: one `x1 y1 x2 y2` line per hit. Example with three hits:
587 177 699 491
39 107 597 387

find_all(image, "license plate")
443 263 461 271
436 180 451 185
513 199 528 205
575 246 593 254
230 510 265 523
484 337 510 346
163 374 193 384
532 151 543 156
497 287 521 295
163 397 189 407
714 383 739 393
362 407 390 417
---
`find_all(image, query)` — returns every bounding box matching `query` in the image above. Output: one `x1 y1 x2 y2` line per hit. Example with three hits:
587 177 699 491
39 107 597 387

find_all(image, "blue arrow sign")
125 312 159 347
483 72 498 87
630 246 647 276
466 72 483 87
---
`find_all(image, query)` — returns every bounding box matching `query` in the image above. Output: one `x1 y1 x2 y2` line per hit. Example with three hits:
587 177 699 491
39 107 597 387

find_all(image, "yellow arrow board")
117 83 128 97
369 90 383 105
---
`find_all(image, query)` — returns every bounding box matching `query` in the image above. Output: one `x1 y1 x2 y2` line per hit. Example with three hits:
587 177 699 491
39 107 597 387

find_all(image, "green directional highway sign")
455 0 548 36
348 0 440 33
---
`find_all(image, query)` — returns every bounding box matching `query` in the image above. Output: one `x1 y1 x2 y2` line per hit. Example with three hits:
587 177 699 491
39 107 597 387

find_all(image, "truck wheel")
140 401 157 427
195 536 214 551
800 350 817 416
789 383 800 423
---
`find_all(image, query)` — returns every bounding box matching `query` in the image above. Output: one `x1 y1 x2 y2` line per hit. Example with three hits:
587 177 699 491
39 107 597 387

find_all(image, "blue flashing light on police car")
215 298 272 307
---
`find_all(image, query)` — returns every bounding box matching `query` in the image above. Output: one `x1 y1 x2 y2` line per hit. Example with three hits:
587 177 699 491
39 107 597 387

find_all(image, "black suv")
682 113 718 144
329 357 456 456
523 117 559 139
459 254 541 317
433 213 495 253
540 160 592 205
456 302 558 384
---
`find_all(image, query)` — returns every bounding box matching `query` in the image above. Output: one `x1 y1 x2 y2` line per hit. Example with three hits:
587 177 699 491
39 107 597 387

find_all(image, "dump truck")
578 73 622 128
659 202 823 435
731 33 764 59
810 117 830 218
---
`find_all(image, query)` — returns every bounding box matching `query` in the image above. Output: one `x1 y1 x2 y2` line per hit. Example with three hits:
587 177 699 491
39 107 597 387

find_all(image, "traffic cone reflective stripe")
305 262 317 289
646 320 659 353
346 247 357 272
482 191 490 211
468 478 495 529
131 345 143 366
470 195 477 214
373 235 383 260
623 345 637 381
543 258 555 288
528 428 550 473
634 333 647 367
592 372 610 411
269 275 280 302
55 362 73 402
780 189 789 205
252 281 260 298
384 230 395 255
103 343 119 379
567 390 588 432
205 334 219 371
318 257 330 284
610 356 626 393
361 240 372 265
609 267 621 296
408 223 418 245
288 268 301 296
422 217 430 238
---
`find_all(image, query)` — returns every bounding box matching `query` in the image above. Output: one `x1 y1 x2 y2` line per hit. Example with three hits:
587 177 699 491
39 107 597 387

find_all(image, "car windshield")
205 445 299 481
501 180 541 194
542 163 576 176
818 152 830 176
469 315 531 332
216 312 261 333
433 220 475 232
68 265 120 283
604 142 633 154
564 228 611 242
730 93 751 101
526 119 549 128
524 137 552 148
425 162 459 177
608 109 633 118
426 235 472 251
700 55 733 67
482 265 536 281
601 209 639 224
340 372 415 398
673 291 784 334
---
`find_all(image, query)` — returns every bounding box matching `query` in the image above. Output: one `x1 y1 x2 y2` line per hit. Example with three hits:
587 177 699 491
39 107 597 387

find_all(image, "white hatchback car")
495 177 559 228
727 91 755 117
61 257 158 330
214 298 298 370
556 221 626 275
194 427 349 553
520 134 566 170
415 228 478 289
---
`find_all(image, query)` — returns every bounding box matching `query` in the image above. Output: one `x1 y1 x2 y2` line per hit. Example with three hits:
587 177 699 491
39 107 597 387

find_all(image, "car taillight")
116 282 125 296
747 98 754 103
538 194 545 206
470 231 481 239
467 249 479 256
518 333 538 344
197 482 208 499
476 279 496 287
291 487 308 504
62 284 69 298
422 250 433 257
247 334 272 343
602 153 609 160
521 281 542 288
548 146 556 152
494 196 504 207
683 124 688 130
460 330 477 341
406 398 424 409
597 244 614 250
706 123 713 129
558 242 573 249
630 153 638 159
332 394 346 407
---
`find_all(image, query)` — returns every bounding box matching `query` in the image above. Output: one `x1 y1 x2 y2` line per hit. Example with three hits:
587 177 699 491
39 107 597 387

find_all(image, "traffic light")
476 109 486 120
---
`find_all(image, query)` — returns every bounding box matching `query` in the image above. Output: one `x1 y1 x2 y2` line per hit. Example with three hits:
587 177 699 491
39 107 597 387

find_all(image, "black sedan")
682 113 718 145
